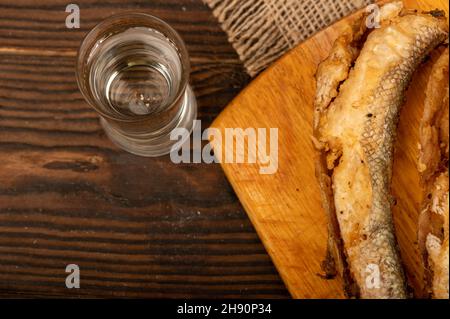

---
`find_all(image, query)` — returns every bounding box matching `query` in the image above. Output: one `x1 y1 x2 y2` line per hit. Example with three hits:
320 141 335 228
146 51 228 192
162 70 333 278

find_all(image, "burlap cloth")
204 0 374 76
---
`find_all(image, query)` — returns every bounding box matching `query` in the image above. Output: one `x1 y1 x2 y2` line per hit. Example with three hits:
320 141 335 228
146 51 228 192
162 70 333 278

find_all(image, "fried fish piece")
418 48 449 299
313 2 448 298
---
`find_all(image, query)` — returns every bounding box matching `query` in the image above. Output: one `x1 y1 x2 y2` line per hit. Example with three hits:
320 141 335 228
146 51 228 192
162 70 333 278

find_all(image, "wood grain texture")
0 0 292 298
211 0 449 299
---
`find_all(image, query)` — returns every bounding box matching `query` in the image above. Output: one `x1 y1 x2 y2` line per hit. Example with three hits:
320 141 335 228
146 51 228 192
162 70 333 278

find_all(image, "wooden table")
0 0 290 298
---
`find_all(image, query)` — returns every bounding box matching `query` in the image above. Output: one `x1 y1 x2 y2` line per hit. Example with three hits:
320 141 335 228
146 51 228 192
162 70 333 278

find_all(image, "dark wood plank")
0 0 290 298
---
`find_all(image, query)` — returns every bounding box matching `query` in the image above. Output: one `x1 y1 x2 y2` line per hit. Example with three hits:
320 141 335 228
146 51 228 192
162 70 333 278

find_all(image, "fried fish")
418 47 449 299
313 2 448 298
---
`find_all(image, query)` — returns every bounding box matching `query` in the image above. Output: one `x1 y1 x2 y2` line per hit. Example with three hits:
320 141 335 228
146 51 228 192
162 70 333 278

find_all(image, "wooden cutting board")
210 0 449 299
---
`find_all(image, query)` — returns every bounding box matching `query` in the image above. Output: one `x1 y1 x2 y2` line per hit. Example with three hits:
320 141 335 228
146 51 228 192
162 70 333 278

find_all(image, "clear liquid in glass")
89 27 183 117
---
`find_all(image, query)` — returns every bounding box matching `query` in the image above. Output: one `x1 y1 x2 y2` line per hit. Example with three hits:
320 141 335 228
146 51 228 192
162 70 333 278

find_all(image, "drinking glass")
76 13 197 157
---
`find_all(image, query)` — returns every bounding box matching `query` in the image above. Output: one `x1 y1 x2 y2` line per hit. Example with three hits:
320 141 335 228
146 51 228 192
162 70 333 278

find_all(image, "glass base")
101 85 197 157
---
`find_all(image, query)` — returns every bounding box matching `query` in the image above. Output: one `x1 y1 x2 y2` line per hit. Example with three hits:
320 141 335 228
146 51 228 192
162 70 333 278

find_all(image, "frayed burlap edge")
204 0 373 76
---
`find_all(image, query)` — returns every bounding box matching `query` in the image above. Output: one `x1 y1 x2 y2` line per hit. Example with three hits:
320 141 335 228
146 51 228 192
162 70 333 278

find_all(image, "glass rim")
76 12 191 123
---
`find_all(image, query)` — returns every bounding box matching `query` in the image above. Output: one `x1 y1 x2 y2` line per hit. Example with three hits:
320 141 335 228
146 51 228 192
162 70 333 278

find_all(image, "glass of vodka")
76 13 197 157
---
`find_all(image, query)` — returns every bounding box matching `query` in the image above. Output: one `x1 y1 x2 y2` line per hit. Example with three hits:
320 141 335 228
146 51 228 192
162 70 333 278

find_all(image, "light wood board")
210 0 449 298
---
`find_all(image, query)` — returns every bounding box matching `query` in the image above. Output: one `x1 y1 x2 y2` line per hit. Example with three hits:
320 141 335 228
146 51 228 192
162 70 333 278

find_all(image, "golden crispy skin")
313 2 448 299
418 48 449 299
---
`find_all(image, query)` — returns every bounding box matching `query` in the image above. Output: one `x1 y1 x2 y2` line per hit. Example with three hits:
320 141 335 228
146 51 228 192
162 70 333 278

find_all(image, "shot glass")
76 13 197 157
